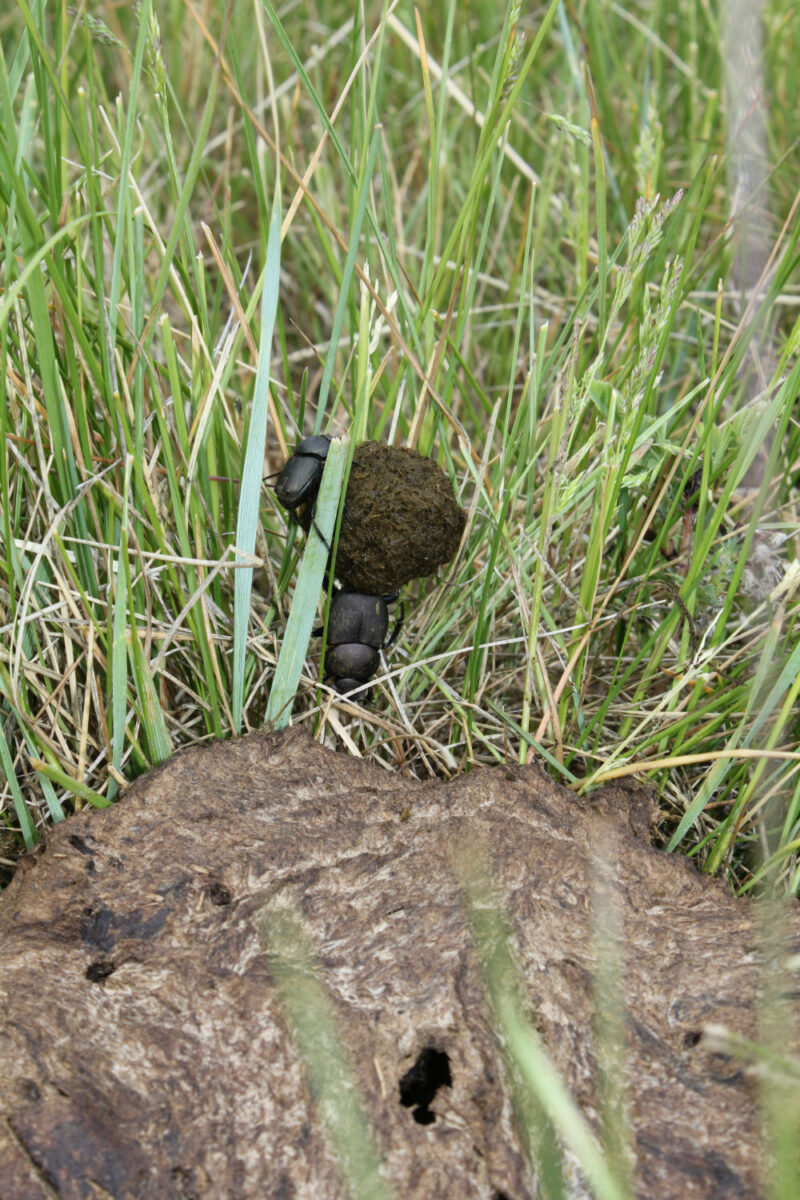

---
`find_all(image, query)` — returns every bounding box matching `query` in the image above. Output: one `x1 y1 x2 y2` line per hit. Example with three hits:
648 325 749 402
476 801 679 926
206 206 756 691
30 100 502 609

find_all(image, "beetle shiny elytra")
324 589 403 697
274 435 332 518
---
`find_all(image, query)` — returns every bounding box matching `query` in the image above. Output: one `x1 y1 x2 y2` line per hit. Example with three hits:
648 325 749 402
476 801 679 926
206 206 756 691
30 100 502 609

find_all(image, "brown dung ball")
300 440 465 593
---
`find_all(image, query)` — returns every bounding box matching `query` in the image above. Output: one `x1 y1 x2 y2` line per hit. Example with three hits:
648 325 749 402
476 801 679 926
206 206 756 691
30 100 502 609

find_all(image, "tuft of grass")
1 3 799 886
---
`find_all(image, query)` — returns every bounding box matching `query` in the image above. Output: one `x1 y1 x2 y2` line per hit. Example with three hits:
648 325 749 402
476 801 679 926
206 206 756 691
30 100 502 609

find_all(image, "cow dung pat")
301 440 465 593
1 728 795 1199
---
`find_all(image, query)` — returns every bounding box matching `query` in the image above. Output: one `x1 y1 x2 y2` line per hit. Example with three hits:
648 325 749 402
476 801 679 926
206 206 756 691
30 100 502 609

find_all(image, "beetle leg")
384 596 405 647
310 520 331 551
306 498 332 553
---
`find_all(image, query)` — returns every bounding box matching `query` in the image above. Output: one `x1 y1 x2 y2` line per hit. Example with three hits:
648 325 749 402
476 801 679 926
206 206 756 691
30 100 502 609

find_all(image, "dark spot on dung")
275 1171 296 1199
80 904 116 952
79 903 168 953
170 1165 201 1198
69 834 94 856
15 1077 42 1104
399 1045 452 1125
707 1053 745 1086
636 1131 749 1192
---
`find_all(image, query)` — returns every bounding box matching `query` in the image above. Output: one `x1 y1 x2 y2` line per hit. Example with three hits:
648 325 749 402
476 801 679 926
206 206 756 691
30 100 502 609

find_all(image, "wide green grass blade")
265 437 348 729
232 199 283 733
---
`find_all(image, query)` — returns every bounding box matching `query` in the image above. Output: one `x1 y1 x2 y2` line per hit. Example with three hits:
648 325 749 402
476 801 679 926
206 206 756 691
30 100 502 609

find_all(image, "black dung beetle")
323 589 403 698
274 434 332 518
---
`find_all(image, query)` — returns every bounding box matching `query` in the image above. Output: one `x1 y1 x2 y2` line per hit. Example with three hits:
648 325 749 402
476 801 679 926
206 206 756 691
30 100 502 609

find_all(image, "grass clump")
1 0 799 901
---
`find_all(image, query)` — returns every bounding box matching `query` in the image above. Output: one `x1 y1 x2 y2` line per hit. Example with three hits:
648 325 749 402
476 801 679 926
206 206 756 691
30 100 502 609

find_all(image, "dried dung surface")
300 440 465 592
1 729 798 1199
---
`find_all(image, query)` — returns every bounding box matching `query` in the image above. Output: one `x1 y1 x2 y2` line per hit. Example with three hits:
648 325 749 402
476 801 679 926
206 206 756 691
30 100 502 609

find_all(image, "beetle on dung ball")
272 435 465 704
274 434 332 528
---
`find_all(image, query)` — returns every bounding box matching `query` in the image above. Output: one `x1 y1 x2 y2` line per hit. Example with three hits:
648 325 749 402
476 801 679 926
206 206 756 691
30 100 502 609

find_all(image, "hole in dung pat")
207 881 232 906
86 959 116 984
398 1046 452 1125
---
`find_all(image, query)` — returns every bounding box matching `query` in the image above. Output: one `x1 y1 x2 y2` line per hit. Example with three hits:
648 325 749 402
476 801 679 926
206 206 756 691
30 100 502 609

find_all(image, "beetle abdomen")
326 643 380 683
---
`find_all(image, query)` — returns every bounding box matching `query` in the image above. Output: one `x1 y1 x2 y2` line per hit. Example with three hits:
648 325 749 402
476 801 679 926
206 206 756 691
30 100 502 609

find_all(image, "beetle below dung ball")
323 589 403 697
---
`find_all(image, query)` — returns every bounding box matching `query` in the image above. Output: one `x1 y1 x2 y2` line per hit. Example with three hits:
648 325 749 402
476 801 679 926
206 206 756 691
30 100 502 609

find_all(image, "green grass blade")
260 899 398 1200
459 845 630 1200
106 0 150 353
128 625 173 767
108 456 132 803
314 127 380 425
265 438 348 728
233 198 283 733
0 717 38 847
30 758 112 809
